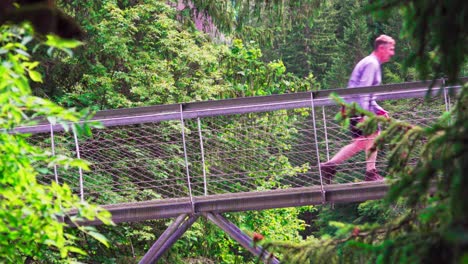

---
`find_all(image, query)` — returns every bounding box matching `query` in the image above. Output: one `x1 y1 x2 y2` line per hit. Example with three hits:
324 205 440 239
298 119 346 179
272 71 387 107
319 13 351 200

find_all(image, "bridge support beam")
205 212 280 264
139 214 199 264
139 212 279 264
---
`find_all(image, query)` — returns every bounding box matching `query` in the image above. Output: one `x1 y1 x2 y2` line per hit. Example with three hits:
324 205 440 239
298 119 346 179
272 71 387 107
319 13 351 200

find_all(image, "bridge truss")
18 79 463 263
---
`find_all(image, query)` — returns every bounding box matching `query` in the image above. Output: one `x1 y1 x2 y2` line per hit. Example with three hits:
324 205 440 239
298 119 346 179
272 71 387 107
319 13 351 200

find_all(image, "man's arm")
370 98 389 118
360 63 389 117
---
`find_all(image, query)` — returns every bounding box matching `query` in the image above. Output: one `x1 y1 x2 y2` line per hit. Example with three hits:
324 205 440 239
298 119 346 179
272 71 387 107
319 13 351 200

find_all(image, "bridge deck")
81 181 387 225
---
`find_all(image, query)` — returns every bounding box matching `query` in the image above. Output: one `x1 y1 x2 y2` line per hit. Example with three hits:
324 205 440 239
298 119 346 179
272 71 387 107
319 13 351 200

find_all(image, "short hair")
374 35 395 50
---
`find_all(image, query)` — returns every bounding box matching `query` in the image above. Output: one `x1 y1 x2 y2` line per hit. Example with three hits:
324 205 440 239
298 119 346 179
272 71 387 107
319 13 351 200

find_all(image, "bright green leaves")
45 35 83 49
45 34 83 57
0 24 111 262
50 1 313 110
28 69 42 82
221 39 309 97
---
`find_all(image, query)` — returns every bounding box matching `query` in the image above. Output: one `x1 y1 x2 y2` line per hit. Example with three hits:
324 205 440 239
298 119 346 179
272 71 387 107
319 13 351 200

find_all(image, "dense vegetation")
1 0 466 263
0 24 112 262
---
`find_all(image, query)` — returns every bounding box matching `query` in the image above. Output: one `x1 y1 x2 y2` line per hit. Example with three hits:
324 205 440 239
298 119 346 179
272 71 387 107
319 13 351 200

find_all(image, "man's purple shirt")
347 54 385 114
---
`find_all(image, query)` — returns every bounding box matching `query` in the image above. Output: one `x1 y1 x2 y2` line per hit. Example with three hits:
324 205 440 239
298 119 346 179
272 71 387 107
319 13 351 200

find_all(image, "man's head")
373 35 395 63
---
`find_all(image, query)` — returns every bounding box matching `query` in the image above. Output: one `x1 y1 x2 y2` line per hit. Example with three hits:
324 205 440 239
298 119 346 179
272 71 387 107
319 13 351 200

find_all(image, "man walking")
321 35 395 183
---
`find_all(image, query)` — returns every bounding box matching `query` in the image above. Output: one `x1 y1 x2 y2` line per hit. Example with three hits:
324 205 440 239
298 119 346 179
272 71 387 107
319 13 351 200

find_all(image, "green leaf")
28 70 43 83
67 246 87 255
87 231 110 248
21 36 33 46
15 48 30 57
47 46 54 56
36 168 50 174
27 61 40 70
45 35 83 49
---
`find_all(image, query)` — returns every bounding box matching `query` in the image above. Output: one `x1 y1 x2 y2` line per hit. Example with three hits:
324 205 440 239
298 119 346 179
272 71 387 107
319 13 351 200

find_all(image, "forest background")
1 0 467 263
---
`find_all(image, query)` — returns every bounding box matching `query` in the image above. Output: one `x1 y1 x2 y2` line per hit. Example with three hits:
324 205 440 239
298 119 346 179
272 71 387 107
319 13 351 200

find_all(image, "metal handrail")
14 78 466 134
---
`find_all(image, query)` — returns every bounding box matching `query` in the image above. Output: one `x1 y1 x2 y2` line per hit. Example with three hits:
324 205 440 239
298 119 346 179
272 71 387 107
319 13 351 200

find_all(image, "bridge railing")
21 79 462 205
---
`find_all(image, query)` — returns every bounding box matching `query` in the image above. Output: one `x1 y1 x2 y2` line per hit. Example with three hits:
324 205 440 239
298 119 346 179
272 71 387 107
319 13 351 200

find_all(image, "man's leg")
364 132 378 171
327 138 367 164
320 137 367 183
364 132 384 181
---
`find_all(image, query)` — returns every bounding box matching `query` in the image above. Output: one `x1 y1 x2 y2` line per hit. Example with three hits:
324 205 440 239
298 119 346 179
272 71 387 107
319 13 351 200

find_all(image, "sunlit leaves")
45 35 83 57
0 24 111 262
45 35 83 49
28 69 42 82
51 0 311 110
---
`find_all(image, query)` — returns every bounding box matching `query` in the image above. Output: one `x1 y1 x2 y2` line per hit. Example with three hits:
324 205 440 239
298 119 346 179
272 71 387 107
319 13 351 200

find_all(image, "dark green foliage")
181 0 320 40
36 0 313 109
365 0 468 84
265 0 467 260
208 0 416 89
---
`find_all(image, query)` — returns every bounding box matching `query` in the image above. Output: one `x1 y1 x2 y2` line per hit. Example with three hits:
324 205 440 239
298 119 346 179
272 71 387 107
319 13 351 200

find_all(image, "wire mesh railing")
22 80 461 206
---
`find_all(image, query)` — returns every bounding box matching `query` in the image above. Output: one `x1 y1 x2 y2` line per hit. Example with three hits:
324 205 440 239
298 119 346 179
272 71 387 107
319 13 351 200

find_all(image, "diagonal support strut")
205 212 280 264
139 214 199 264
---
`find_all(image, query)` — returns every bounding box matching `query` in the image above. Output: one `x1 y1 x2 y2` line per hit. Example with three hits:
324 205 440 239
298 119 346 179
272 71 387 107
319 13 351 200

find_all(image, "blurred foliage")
0 24 111 262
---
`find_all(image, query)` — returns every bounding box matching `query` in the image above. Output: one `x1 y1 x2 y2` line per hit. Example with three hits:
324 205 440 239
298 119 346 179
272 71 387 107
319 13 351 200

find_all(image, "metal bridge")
20 79 463 263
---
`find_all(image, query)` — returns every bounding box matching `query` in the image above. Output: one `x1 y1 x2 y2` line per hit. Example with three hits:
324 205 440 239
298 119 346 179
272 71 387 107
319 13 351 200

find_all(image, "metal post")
50 123 66 222
442 79 453 126
447 91 452 112
443 79 450 112
50 124 59 184
205 213 280 264
310 92 326 203
322 106 330 161
180 105 195 213
72 127 84 202
197 118 208 196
